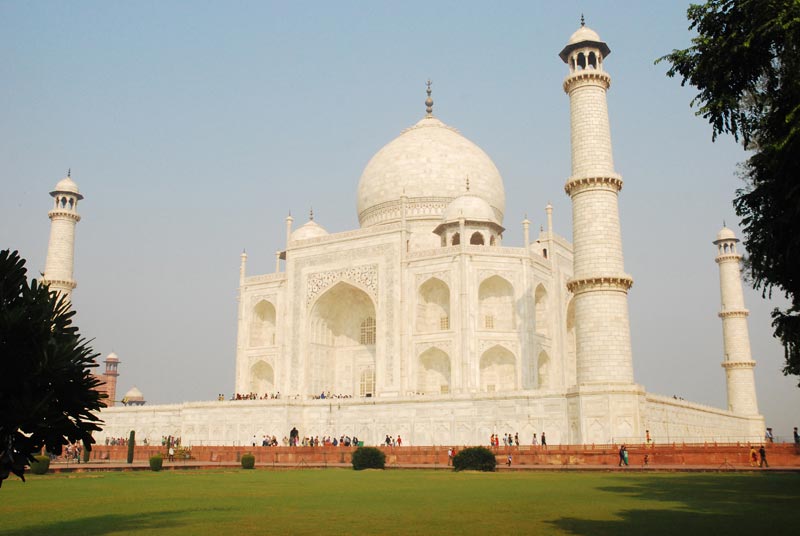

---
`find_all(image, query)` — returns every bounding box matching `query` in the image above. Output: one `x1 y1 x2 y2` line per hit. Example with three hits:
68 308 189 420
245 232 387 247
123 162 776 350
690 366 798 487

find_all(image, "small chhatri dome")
123 386 144 401
559 18 611 62
442 193 498 224
50 173 84 199
715 226 738 242
105 352 120 362
291 218 329 241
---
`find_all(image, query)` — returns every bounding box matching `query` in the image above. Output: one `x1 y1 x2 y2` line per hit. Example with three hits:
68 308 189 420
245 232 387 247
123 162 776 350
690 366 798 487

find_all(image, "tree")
0 249 104 487
659 0 800 384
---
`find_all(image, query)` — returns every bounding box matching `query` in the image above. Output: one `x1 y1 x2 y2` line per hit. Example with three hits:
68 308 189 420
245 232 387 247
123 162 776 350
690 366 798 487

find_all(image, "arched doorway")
308 282 376 397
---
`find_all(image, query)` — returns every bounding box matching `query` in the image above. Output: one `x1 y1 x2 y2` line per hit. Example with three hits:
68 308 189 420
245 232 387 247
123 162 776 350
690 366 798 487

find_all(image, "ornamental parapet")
715 253 742 263
566 275 633 294
721 360 756 370
48 210 81 222
564 175 623 196
563 70 611 93
41 278 77 290
718 309 749 319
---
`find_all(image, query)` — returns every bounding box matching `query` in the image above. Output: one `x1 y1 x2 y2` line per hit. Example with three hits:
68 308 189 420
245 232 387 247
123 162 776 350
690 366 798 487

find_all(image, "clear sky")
2 1 797 440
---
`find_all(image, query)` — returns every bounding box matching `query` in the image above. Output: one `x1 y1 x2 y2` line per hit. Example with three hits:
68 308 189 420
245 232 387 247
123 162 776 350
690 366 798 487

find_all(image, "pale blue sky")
2 1 797 440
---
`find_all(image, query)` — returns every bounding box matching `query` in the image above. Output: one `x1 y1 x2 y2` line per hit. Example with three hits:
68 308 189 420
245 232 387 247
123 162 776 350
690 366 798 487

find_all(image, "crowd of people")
250 429 362 448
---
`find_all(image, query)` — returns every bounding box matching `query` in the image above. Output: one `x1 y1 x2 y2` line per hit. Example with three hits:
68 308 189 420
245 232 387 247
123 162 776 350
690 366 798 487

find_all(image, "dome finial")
580 13 585 27
67 168 71 178
723 219 726 228
425 79 434 116
309 207 314 221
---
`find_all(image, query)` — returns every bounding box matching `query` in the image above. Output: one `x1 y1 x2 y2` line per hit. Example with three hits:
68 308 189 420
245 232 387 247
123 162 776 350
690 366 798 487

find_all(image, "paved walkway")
47 460 799 474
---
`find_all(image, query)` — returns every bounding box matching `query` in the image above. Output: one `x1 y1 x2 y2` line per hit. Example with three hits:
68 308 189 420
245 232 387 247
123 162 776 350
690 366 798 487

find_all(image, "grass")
1 469 797 535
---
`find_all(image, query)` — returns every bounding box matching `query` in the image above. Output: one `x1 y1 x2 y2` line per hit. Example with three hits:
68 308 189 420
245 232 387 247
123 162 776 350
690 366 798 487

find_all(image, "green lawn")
1 469 797 535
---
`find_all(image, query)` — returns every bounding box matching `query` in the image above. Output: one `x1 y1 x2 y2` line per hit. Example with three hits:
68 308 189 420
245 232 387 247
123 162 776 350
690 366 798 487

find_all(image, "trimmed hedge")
241 453 255 469
351 446 386 470
452 446 496 472
29 455 50 475
149 455 163 472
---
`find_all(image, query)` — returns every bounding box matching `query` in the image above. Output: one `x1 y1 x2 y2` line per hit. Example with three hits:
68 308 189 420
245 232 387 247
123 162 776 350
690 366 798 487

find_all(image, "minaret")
714 226 759 415
101 352 120 407
560 21 635 385
42 171 83 302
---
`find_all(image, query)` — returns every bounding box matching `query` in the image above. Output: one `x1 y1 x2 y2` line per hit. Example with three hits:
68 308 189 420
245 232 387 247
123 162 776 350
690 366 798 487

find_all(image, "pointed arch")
451 232 460 246
470 231 485 245
308 282 376 397
417 347 451 395
416 277 451 333
249 300 276 347
479 275 515 330
480 345 516 392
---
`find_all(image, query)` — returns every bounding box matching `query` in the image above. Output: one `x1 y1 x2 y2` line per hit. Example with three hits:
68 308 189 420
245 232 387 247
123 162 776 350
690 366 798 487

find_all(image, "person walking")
749 446 758 467
759 445 769 468
793 426 799 445
541 432 547 447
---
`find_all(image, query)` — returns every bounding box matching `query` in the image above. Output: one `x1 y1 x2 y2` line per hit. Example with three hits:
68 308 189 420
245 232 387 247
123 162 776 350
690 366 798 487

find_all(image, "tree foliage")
0 250 104 487
659 0 800 383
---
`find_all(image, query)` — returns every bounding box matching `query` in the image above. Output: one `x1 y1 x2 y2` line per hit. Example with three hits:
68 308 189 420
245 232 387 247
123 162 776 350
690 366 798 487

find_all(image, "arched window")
68 198 74 209
470 232 485 245
543 248 548 259
360 317 376 345
577 52 586 70
588 51 597 69
451 232 460 246
417 347 451 395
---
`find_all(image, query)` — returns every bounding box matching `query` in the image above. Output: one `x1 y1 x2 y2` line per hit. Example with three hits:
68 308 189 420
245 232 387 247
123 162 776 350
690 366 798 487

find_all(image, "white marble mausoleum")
59 23 764 446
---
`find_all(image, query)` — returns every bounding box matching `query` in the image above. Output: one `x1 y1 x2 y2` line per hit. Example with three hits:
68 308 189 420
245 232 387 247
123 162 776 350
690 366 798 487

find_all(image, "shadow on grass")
0 508 227 536
548 473 798 535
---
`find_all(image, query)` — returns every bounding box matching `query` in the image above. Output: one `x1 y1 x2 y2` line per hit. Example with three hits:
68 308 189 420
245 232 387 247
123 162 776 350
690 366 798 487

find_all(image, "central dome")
357 115 505 227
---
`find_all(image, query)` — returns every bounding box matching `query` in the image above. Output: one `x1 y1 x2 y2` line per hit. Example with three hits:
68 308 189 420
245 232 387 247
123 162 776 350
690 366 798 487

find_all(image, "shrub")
126 431 135 464
453 446 496 472
241 453 255 469
149 455 163 472
29 455 50 475
351 446 386 470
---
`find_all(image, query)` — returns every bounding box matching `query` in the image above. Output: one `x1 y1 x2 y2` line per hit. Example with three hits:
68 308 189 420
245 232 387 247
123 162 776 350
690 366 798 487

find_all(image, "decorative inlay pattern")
478 339 518 356
306 264 378 306
415 340 453 356
415 271 451 287
41 278 77 290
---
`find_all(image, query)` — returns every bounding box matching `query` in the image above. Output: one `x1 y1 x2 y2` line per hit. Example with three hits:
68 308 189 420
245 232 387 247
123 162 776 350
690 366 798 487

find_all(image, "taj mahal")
43 23 765 446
